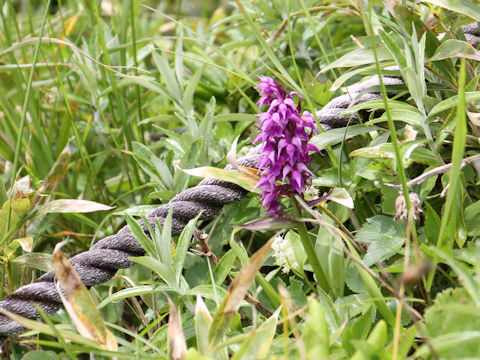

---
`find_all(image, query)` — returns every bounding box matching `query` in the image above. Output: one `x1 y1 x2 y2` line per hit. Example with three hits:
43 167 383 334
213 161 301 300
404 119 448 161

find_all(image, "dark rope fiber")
1 21 479 341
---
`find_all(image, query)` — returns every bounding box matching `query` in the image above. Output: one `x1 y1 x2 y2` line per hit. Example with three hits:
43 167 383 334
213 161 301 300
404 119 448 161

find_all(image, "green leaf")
424 202 441 244
418 0 480 22
97 285 176 309
133 141 173 190
36 200 113 215
179 166 259 192
12 252 53 272
429 247 480 308
320 46 392 73
194 295 212 355
303 298 329 358
464 200 480 236
126 214 156 258
419 287 480 358
208 237 274 347
214 250 236 286
231 308 280 360
153 51 182 104
22 351 58 360
316 224 344 298
310 125 380 151
356 215 406 267
130 256 178 290
437 59 467 251
350 142 439 166
173 213 201 281
430 39 480 62
235 217 297 231
428 91 480 120
0 198 31 250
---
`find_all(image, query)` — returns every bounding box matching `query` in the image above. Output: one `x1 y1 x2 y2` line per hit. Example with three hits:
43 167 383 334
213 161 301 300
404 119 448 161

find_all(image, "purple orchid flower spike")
254 76 321 216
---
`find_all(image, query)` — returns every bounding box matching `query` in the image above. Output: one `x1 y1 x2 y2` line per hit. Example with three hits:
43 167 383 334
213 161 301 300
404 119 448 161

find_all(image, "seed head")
394 192 422 221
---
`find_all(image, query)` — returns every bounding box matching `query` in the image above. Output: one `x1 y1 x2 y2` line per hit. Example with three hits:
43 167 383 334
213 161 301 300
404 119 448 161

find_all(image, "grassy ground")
1 0 480 358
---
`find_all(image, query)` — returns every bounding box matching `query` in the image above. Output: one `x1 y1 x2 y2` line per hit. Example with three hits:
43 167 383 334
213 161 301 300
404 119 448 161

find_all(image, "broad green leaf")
351 320 387 360
420 287 480 358
328 188 354 209
185 348 213 360
414 331 480 358
341 305 375 356
356 215 406 267
430 247 480 307
316 221 344 298
424 202 441 244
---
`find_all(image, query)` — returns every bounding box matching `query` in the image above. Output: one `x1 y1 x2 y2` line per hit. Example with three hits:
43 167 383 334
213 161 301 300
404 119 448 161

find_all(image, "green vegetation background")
1 0 480 358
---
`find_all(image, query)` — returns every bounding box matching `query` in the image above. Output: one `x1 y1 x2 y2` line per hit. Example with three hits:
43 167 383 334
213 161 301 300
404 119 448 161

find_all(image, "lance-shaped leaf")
231 307 281 360
235 217 298 231
0 197 30 251
195 294 213 355
4 236 33 260
38 146 71 194
327 188 354 209
178 165 260 193
208 237 274 349
37 199 113 215
168 297 187 360
13 252 53 272
0 307 100 348
52 250 117 351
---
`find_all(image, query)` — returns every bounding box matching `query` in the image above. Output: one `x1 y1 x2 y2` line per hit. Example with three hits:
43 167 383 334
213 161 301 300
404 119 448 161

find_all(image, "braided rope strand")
0 151 259 338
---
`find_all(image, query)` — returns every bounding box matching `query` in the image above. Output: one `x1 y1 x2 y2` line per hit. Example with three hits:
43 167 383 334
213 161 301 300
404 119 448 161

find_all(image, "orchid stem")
292 198 330 293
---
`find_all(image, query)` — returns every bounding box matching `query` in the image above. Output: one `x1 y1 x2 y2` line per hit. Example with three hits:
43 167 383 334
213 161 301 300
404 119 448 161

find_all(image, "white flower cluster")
272 236 299 274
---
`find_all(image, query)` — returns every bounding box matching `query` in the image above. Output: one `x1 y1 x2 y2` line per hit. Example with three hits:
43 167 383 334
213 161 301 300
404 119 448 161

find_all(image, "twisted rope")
1 21 479 341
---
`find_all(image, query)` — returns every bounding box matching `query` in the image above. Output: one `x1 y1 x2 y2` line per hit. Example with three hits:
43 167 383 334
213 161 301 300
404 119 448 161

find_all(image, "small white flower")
272 235 298 274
